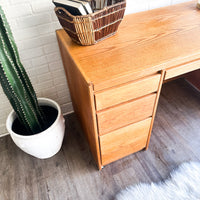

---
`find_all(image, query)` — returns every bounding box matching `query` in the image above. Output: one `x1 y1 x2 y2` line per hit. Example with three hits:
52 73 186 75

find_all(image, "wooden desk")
56 1 200 170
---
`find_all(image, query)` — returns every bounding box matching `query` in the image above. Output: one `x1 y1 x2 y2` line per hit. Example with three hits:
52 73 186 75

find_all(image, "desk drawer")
165 59 200 80
97 93 156 135
100 118 152 165
95 74 161 111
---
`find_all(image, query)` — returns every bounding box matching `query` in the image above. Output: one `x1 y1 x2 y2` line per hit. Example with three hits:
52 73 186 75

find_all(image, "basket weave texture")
55 0 126 45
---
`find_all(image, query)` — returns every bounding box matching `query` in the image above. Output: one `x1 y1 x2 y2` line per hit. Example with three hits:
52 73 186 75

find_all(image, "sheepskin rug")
115 162 200 200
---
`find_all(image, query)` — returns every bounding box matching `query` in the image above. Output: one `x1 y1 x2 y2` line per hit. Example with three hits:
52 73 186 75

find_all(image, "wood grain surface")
100 118 152 165
0 79 200 200
95 73 161 111
97 93 156 135
57 33 102 169
146 70 165 149
165 58 200 80
56 1 200 91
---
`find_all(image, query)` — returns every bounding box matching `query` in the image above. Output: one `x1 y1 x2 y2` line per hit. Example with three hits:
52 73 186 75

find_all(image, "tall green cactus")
0 6 47 135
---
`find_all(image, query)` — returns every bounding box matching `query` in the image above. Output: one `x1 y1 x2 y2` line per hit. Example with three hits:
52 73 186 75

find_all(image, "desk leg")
186 69 200 91
145 70 165 150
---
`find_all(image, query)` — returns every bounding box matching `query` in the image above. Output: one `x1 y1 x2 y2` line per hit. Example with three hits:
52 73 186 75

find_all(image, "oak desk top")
56 1 200 91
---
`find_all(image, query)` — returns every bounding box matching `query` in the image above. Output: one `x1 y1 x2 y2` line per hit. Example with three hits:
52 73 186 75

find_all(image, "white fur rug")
115 162 200 200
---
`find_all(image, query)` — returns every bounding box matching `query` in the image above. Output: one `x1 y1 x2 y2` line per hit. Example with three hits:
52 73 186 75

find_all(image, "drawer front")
95 74 161 111
100 118 152 166
97 93 156 135
165 59 200 80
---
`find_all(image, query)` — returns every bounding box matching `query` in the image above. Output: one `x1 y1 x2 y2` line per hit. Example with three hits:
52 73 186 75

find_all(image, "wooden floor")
0 78 200 200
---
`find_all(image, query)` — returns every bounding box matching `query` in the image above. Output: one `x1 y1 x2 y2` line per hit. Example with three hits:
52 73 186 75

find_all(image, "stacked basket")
55 0 126 45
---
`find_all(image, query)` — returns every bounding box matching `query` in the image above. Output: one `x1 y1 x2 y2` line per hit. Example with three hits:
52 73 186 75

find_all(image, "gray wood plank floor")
0 78 200 200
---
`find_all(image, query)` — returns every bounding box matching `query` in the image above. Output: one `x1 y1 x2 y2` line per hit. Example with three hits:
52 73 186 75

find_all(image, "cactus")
0 6 47 135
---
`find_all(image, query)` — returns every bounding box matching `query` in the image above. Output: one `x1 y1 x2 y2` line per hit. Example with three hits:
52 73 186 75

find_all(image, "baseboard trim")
63 111 74 116
0 132 9 138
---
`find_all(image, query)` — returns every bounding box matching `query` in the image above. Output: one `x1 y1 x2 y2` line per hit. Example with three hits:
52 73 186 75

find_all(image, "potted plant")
0 6 65 159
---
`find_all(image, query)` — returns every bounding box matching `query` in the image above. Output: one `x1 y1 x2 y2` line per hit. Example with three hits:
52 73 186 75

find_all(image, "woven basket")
55 0 126 45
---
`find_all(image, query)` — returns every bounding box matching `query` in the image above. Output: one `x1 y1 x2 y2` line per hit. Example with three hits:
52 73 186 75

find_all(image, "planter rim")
6 98 62 139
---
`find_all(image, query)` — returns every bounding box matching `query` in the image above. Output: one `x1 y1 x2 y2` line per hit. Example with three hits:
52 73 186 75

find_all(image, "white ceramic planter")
6 98 65 159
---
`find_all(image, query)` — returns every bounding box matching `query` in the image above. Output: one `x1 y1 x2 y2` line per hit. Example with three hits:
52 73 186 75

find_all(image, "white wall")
0 0 190 136
125 0 189 15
